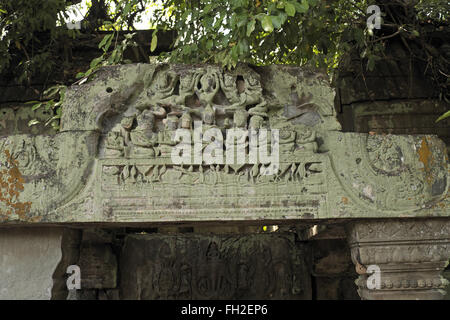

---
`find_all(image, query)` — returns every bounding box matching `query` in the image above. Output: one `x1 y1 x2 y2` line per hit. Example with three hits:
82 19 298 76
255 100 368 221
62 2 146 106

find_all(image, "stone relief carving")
0 132 97 222
120 233 311 300
0 63 448 223
347 220 450 300
93 65 335 221
103 65 319 165
326 133 449 214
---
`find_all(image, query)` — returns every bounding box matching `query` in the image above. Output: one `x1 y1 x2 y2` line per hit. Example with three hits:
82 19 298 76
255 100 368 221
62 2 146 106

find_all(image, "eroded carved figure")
120 234 311 300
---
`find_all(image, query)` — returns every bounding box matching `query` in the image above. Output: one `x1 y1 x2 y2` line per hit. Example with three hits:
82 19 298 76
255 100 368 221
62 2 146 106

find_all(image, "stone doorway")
69 226 360 300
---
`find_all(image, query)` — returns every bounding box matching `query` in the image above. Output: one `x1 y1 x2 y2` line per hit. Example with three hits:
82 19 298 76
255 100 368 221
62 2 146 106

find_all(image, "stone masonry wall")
336 42 450 154
0 227 80 300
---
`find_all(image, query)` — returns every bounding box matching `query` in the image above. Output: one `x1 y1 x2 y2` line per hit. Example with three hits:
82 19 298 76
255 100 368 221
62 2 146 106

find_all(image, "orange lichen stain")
417 137 434 185
342 197 349 205
0 150 32 220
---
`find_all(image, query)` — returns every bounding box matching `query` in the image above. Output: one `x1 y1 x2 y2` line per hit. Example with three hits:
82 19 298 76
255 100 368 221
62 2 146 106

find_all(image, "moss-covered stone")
0 64 448 224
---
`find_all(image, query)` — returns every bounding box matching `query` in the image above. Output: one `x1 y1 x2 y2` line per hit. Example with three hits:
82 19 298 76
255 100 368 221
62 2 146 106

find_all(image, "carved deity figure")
177 72 199 105
179 112 194 158
180 111 192 130
249 115 265 130
157 71 201 109
134 70 179 110
278 130 296 155
120 116 134 143
294 125 317 154
233 109 249 129
202 104 218 131
196 242 232 299
195 69 220 108
224 74 268 117
219 74 241 106
105 131 124 158
159 72 201 110
130 110 157 158
157 113 179 157
153 71 179 100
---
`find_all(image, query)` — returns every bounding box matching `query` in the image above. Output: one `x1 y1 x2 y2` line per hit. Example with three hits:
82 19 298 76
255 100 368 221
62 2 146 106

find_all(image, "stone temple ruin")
0 63 449 300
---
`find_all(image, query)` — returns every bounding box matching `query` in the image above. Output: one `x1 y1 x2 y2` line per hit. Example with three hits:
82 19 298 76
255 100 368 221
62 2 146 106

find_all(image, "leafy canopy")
1 0 449 71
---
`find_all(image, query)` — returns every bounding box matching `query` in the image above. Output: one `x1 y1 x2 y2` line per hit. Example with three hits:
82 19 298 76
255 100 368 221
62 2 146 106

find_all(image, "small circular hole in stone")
106 87 113 93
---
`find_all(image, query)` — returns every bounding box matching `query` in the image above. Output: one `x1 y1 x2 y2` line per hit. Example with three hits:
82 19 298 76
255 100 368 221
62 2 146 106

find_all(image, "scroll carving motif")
328 133 449 213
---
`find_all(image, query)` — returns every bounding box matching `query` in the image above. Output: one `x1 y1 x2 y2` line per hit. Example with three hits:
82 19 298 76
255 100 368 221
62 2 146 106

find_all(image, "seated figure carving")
278 130 296 155
130 110 157 158
233 109 249 129
105 131 125 158
157 112 179 157
294 125 317 154
202 105 218 131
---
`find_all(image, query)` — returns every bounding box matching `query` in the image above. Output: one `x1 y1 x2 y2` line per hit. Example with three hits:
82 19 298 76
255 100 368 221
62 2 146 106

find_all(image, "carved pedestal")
347 219 450 300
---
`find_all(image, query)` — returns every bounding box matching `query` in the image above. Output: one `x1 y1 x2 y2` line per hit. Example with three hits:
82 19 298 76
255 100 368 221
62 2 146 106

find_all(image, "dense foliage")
1 0 449 123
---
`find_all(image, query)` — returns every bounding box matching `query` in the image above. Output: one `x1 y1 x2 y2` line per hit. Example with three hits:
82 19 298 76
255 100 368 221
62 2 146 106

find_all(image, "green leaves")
3 0 449 114
90 56 103 69
80 32 137 82
206 39 214 50
261 15 274 33
247 19 256 37
151 32 158 52
98 33 114 52
28 119 40 127
285 2 296 17
436 110 450 122
27 84 67 130
31 102 43 111
271 13 287 29
295 0 310 13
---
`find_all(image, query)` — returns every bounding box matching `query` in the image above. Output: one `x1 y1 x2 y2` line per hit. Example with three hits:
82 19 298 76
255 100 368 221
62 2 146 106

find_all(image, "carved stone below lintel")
347 219 450 300
119 233 311 300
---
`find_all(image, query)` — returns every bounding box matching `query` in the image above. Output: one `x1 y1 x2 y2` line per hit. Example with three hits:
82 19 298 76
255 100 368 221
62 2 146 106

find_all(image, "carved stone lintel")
347 219 450 300
0 64 448 224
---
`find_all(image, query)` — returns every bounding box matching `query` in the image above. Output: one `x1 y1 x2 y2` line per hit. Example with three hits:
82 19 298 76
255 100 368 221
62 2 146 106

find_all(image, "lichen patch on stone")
418 137 435 185
0 149 32 220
